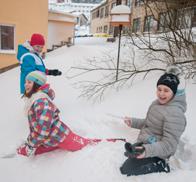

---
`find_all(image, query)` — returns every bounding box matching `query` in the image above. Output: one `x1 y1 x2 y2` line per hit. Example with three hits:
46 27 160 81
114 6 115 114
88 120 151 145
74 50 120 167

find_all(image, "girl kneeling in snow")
120 67 187 176
17 71 101 157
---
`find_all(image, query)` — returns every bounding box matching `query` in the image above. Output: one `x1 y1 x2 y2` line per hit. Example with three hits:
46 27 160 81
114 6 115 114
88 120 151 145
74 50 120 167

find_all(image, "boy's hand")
124 142 145 158
124 117 131 127
135 146 145 159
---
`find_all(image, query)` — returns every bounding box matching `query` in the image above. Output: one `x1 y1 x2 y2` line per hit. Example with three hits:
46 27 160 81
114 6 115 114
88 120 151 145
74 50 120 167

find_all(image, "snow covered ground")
0 37 196 182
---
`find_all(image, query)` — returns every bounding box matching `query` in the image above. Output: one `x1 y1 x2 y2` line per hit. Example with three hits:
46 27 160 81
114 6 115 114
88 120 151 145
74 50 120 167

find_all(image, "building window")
111 2 116 10
132 18 141 33
144 15 154 32
0 25 14 51
176 9 191 29
193 7 196 27
127 0 132 7
159 10 179 31
100 7 104 18
109 25 114 34
92 12 97 19
104 25 108 33
57 0 64 2
105 5 109 17
158 12 166 32
135 0 143 7
116 0 121 5
96 9 99 18
100 26 103 33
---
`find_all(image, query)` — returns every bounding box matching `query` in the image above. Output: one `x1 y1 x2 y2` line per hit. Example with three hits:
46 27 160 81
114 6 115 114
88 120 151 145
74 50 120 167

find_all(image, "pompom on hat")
157 66 181 95
26 71 47 86
30 33 45 46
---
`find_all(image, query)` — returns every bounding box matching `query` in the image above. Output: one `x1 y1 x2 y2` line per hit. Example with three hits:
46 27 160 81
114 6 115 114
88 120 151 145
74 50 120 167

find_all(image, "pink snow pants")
34 130 101 155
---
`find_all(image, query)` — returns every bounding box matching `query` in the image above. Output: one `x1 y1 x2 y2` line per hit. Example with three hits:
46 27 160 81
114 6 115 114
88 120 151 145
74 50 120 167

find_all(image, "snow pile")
0 37 196 182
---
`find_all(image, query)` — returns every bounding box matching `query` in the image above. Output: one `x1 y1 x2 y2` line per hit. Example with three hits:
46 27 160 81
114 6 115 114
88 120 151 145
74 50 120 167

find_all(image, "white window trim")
0 50 16 54
0 23 16 52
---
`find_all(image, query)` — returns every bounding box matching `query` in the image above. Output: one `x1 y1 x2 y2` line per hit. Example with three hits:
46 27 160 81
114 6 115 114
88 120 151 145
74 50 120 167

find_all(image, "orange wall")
48 21 75 50
0 0 48 69
48 11 76 50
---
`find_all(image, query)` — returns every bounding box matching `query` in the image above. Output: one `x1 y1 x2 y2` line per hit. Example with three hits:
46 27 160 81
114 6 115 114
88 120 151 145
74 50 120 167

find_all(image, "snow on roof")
49 7 73 14
71 2 99 7
91 0 106 11
72 12 88 20
111 5 131 14
49 9 76 18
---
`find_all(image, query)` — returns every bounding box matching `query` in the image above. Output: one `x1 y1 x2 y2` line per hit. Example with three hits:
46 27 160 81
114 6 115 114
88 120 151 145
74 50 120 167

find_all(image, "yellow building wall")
48 21 75 50
90 0 128 35
90 2 110 35
48 11 76 50
0 0 48 70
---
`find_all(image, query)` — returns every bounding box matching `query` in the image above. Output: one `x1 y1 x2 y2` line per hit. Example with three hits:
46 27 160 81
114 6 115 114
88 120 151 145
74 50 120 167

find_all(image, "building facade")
0 0 48 71
130 0 196 34
48 10 76 50
90 0 130 35
90 0 196 36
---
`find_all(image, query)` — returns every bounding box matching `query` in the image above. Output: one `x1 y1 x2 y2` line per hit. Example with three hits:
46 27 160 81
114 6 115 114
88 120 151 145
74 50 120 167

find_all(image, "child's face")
25 80 34 93
32 45 44 53
156 85 174 105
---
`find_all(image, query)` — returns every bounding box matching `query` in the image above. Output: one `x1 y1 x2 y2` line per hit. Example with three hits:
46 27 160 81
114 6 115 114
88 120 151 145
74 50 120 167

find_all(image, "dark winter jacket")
131 89 187 159
17 41 46 94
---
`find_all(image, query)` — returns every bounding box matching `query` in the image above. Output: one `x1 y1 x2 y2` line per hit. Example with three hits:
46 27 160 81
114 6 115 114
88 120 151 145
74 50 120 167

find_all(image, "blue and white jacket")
17 41 46 94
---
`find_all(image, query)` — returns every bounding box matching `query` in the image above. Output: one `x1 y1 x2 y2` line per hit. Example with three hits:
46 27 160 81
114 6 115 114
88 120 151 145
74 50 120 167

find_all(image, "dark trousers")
120 157 170 176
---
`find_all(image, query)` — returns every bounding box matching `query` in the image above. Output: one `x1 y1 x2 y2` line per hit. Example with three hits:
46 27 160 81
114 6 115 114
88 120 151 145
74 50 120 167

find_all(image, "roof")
48 9 77 23
72 12 89 20
91 0 107 12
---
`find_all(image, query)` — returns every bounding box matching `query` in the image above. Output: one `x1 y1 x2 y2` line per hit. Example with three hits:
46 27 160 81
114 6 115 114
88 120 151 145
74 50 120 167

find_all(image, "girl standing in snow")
120 67 187 176
17 33 62 94
17 71 102 156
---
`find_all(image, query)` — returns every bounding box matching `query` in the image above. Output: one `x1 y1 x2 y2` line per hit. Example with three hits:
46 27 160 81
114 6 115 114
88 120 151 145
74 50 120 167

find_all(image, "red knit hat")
30 33 45 46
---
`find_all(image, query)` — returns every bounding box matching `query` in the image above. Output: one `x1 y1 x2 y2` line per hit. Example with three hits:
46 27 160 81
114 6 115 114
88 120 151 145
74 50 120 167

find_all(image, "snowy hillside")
0 37 196 182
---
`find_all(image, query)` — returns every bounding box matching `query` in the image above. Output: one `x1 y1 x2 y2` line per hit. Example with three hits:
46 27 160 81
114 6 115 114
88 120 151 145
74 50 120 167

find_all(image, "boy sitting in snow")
120 66 187 176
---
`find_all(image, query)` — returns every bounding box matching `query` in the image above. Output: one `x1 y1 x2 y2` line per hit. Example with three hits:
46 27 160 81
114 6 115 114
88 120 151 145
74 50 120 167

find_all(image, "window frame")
105 5 109 17
0 23 15 54
135 0 144 7
104 25 108 33
132 18 141 33
143 15 154 32
111 2 116 10
100 7 104 18
192 7 196 27
158 12 168 32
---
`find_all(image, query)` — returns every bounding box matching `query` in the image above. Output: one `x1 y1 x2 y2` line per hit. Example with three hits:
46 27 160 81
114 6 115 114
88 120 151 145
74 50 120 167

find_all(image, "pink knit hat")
30 33 45 46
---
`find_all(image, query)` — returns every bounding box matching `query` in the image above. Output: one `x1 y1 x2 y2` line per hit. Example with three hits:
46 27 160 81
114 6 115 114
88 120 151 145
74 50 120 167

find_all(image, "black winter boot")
120 157 170 176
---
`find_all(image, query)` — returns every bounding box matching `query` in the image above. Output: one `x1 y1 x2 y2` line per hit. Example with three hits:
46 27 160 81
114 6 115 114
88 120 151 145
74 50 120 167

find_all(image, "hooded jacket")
24 84 70 148
131 90 187 159
17 41 46 94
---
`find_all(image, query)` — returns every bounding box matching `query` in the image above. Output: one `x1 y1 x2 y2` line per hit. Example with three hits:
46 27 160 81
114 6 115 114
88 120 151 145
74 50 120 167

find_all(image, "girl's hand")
17 143 36 157
124 116 131 127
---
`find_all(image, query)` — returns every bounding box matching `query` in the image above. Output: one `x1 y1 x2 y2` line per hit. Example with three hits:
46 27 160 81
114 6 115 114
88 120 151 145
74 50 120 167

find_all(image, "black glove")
124 142 145 158
48 69 62 76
